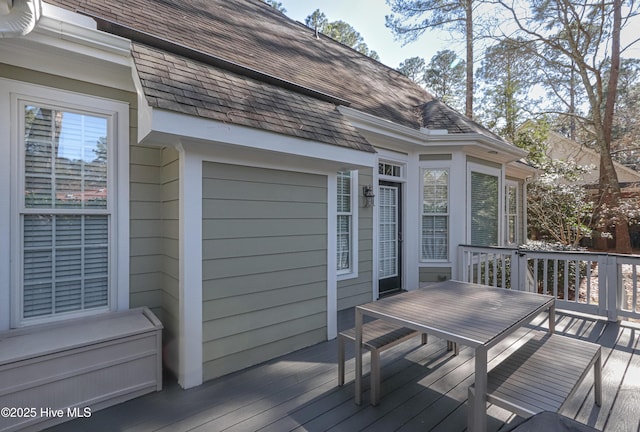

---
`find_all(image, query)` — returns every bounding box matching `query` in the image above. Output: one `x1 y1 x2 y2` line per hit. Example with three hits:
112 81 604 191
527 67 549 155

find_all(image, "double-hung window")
421 168 449 261
505 181 519 245
337 171 353 273
12 88 126 326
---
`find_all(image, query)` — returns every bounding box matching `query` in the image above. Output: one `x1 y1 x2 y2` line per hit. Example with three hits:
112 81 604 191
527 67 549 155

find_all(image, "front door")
378 181 402 296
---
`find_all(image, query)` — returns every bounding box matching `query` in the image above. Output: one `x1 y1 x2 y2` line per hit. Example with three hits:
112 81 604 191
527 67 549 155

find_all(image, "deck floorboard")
46 310 640 432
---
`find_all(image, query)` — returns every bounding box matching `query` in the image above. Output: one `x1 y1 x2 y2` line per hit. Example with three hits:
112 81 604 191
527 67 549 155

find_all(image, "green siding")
337 169 374 310
419 267 452 283
129 145 180 374
201 162 328 381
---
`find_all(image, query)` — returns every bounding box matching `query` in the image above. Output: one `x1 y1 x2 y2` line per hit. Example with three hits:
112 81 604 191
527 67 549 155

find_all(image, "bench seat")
338 319 426 405
469 332 602 420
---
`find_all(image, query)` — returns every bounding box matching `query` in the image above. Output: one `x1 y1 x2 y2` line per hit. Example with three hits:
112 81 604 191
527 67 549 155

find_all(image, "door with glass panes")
378 181 402 296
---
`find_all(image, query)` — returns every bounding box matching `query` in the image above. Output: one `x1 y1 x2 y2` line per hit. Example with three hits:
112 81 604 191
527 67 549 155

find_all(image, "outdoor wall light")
363 185 375 208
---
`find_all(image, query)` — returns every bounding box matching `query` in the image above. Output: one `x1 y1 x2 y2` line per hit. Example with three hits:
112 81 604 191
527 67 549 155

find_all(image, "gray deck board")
46 309 640 432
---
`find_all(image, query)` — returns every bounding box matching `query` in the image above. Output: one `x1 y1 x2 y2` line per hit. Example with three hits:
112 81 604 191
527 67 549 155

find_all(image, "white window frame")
467 162 503 247
8 81 129 327
337 170 358 280
420 165 450 262
505 180 519 246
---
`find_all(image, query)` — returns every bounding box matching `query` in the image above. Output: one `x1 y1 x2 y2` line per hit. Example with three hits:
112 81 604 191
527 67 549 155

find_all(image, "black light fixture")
363 185 375 207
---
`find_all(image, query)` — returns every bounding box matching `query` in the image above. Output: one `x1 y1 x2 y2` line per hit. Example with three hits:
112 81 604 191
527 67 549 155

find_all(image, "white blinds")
471 171 499 246
21 104 110 320
337 172 352 271
422 169 449 260
378 186 397 278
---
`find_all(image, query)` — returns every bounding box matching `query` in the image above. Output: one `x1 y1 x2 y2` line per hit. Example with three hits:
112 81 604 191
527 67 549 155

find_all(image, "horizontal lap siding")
419 267 452 283
338 169 374 310
202 162 327 381
130 145 180 374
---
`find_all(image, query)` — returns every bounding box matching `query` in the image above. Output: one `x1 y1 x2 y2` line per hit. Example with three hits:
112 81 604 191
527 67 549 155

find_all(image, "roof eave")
338 106 528 163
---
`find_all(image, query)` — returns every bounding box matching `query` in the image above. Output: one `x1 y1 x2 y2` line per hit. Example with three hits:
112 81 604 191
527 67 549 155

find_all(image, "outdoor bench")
338 319 427 405
468 332 602 422
0 308 162 432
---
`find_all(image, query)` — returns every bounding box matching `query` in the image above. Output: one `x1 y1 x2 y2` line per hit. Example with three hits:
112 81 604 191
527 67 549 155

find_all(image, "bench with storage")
0 307 163 432
338 319 427 405
468 332 602 422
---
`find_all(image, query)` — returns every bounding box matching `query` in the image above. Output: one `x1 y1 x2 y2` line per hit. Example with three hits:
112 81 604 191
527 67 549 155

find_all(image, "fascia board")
339 105 528 162
141 108 377 171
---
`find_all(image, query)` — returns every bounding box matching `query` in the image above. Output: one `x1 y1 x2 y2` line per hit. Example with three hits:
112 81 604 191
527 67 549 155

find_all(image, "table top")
357 280 554 348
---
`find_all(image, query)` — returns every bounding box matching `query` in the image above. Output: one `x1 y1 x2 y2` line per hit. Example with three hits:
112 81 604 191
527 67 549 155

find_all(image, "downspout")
0 0 42 37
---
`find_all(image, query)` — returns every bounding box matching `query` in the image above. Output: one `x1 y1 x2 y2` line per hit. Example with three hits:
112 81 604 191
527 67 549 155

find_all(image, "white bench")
0 308 162 432
338 319 427 405
469 332 602 422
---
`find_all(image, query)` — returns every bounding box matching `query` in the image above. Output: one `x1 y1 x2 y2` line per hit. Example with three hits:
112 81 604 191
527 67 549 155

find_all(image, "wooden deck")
47 309 640 432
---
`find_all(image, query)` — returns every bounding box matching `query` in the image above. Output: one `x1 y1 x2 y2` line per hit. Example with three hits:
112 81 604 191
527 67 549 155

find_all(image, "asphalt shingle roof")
46 0 506 151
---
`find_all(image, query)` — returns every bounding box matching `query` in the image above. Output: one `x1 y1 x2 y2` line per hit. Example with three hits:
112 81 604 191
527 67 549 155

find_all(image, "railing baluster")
562 259 568 301
586 260 592 306
633 265 638 314
543 259 548 296
552 259 558 300
533 258 539 293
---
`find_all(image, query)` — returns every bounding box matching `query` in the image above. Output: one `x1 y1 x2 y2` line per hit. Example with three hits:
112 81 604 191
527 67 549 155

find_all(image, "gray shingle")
45 0 511 149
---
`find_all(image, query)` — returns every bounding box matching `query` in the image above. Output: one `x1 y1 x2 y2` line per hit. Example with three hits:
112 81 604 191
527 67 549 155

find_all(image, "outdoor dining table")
354 279 555 432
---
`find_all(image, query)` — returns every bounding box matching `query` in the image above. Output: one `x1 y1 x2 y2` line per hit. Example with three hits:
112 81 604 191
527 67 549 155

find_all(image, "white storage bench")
0 307 163 432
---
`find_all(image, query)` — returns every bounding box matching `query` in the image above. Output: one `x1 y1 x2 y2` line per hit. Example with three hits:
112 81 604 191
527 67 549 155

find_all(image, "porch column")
177 143 203 388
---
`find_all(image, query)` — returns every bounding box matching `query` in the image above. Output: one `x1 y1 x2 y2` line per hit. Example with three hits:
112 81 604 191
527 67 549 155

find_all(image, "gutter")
0 0 42 37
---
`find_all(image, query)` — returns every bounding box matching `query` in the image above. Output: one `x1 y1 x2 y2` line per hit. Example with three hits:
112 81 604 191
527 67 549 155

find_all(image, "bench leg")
421 333 428 345
594 350 602 406
447 340 459 355
467 386 476 429
371 349 381 406
338 335 346 386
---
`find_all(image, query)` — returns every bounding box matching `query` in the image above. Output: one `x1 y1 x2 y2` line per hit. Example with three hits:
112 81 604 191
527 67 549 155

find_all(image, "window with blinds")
337 171 352 272
505 182 518 245
421 169 449 261
20 103 111 321
470 170 499 246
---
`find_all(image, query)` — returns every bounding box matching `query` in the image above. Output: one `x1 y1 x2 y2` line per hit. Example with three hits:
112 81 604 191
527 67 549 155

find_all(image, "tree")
305 9 328 36
495 0 639 253
476 38 538 142
610 59 640 170
515 121 594 246
397 56 426 84
424 50 466 111
304 10 380 60
386 0 476 118
264 0 286 13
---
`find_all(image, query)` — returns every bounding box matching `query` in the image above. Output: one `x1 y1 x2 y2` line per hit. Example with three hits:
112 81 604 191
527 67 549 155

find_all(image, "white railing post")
517 250 528 292
605 255 619 322
458 246 467 282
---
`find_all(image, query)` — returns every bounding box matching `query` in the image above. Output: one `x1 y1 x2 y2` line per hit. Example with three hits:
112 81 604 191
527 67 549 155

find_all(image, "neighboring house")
0 0 532 400
546 130 640 187
545 130 640 247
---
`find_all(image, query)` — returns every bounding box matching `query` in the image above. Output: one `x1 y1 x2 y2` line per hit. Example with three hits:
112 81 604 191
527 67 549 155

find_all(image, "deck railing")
458 245 640 322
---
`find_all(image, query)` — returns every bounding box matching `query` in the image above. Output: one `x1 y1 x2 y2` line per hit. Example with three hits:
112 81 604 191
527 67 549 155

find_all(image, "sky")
275 1 640 70
276 0 461 70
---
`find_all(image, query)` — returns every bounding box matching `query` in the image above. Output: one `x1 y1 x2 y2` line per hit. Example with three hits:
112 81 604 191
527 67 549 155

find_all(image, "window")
378 162 402 178
13 93 122 326
469 166 500 246
421 168 449 261
337 171 353 273
505 181 518 245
